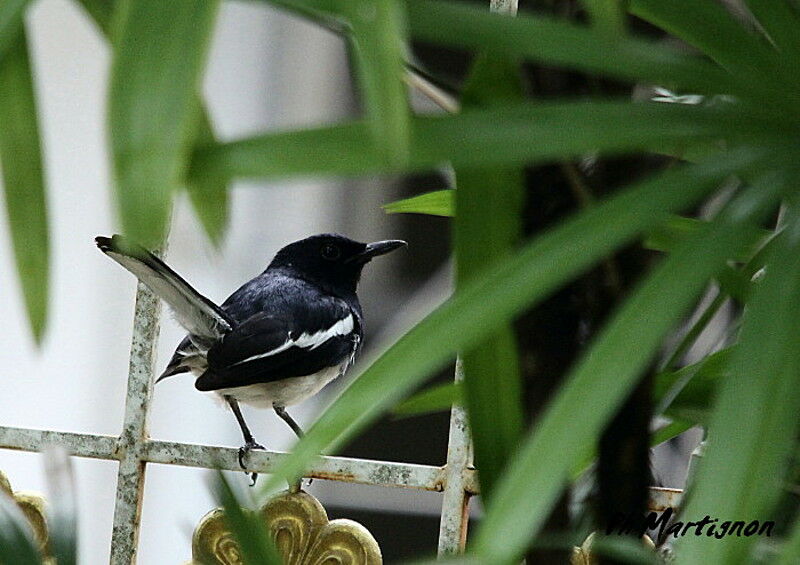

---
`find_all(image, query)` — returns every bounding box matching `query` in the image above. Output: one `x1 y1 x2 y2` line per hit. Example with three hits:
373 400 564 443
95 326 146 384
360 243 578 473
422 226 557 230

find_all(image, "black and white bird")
96 233 406 481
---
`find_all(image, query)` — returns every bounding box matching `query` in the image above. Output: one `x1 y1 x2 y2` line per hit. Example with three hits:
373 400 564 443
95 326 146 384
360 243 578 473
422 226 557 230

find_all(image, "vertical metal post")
438 3 519 555
109 281 162 564
437 359 473 556
490 0 518 15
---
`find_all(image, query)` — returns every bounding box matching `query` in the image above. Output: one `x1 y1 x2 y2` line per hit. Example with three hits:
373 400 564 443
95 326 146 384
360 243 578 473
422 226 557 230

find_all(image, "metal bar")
437 0 521 555
144 439 460 492
0 428 120 459
490 0 518 15
648 487 683 512
437 359 474 556
0 425 677 512
109 281 162 565
0 426 478 494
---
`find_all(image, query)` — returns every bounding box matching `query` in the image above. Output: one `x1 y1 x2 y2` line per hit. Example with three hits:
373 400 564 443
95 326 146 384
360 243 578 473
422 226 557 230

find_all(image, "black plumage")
96 233 405 481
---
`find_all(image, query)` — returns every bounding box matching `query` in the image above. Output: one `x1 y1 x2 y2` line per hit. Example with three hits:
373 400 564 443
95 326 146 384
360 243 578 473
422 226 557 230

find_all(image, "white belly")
212 365 342 408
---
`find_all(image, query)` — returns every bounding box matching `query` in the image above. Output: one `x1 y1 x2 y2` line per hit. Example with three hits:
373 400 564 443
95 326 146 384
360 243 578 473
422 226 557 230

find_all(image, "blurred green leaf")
647 212 779 307
628 0 786 93
651 418 695 447
345 0 410 164
571 418 696 480
247 0 348 37
645 215 772 259
655 347 733 424
660 291 728 372
191 100 782 181
405 0 740 99
582 0 627 36
74 0 114 35
0 30 49 343
385 203 772 253
455 50 525 502
109 0 220 247
459 323 522 503
714 266 751 305
652 138 726 165
572 344 715 479
185 112 228 246
0 490 42 565
713 229 783 305
743 1 800 66
460 51 523 106
394 381 461 417
77 0 228 247
214 472 281 565
644 215 706 253
0 0 26 60
580 535 658 565
383 189 453 217
257 0 344 18
43 446 77 565
644 215 708 253
259 147 768 492
470 168 785 564
191 121 377 180
386 202 771 257
676 181 800 564
778 511 800 565
659 214 785 372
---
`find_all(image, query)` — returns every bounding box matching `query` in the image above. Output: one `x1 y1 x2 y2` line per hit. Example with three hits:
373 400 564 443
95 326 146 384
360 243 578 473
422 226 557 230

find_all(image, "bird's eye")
320 243 341 260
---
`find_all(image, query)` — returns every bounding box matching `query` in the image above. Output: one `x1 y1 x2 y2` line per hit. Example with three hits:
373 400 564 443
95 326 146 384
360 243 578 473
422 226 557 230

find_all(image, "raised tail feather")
95 235 233 341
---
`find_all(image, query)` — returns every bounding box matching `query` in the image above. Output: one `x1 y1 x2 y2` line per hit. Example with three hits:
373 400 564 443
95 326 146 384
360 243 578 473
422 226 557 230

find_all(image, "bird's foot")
237 441 266 468
237 441 266 486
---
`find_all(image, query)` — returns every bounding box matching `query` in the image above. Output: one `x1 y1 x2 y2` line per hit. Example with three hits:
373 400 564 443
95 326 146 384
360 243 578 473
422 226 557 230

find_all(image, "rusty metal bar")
0 426 479 494
647 486 683 513
437 359 474 556
0 425 677 508
144 439 462 491
436 1 521 556
109 281 162 565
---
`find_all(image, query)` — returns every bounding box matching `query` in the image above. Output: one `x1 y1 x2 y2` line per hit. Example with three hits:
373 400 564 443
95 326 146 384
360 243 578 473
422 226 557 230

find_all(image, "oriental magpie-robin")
96 233 406 482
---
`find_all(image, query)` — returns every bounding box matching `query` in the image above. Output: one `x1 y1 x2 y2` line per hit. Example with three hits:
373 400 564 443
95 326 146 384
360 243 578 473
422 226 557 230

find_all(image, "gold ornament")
0 470 50 558
571 531 656 564
191 490 382 564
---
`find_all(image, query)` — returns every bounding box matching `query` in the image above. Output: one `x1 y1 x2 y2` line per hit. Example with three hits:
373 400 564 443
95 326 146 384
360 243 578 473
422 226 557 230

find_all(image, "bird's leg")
273 405 304 438
274 404 307 490
226 396 264 485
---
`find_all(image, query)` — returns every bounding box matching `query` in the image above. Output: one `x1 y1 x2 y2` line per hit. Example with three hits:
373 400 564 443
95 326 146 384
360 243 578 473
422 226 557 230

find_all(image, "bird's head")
268 233 407 295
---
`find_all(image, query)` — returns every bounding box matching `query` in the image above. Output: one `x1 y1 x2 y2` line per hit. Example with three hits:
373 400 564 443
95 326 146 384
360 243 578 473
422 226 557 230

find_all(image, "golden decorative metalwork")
191 489 382 564
571 532 655 564
0 470 50 557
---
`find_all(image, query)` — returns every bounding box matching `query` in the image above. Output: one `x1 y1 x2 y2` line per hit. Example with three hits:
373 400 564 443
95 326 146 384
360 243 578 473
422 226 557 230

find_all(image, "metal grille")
0 280 477 563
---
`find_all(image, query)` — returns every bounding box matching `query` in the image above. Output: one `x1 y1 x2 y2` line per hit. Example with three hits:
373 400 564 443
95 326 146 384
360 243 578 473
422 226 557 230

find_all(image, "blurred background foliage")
2 0 800 563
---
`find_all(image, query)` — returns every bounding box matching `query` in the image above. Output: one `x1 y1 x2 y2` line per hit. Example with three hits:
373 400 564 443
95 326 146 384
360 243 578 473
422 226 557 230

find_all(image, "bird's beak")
348 239 407 264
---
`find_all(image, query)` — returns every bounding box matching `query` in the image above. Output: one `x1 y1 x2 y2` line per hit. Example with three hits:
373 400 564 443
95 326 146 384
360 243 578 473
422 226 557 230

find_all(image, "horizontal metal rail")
0 426 479 494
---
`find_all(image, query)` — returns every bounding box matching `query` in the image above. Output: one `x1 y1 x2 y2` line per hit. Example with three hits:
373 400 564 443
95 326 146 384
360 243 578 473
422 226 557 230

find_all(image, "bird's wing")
196 299 359 391
96 235 233 340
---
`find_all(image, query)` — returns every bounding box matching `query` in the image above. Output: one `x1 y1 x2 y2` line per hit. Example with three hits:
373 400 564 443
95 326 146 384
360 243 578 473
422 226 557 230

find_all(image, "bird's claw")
237 441 265 486
237 441 266 468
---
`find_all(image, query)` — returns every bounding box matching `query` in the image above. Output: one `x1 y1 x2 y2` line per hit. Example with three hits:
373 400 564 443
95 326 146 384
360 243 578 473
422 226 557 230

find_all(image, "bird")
95 233 406 482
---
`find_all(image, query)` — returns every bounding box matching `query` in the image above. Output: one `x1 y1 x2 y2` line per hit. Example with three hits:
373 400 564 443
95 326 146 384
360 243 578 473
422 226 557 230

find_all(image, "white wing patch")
231 314 354 367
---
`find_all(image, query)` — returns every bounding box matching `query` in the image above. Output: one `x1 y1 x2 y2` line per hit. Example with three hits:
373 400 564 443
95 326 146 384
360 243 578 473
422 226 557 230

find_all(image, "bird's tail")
95 235 233 340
